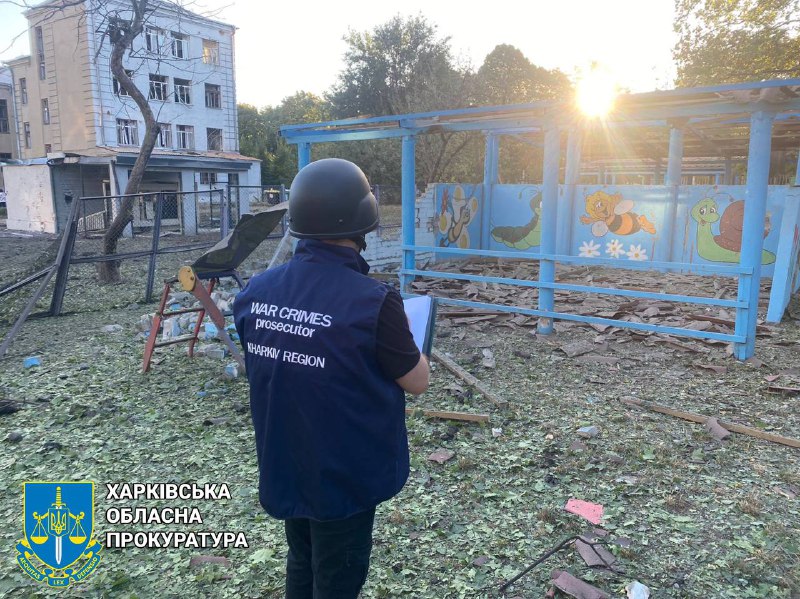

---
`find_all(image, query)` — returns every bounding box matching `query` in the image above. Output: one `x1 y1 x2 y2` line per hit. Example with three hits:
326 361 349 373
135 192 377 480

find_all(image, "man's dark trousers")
284 507 376 599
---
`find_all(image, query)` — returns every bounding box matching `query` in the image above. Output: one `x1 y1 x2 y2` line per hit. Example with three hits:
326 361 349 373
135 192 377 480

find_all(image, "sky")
0 0 678 108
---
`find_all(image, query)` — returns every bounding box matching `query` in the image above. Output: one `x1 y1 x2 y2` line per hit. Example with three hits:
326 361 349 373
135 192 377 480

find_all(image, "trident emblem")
29 486 86 565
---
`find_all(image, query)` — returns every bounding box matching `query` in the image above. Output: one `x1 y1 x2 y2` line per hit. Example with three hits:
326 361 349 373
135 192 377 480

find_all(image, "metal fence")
50 190 250 314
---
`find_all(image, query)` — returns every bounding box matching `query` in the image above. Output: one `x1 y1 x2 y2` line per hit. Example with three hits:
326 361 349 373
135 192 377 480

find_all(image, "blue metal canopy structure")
280 80 800 359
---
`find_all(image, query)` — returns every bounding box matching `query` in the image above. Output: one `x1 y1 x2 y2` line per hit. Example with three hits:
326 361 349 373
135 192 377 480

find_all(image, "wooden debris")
575 537 618 568
428 448 455 464
431 348 507 408
705 417 732 441
620 397 800 449
551 569 610 599
692 362 728 375
404 408 489 423
767 385 800 395
560 340 596 358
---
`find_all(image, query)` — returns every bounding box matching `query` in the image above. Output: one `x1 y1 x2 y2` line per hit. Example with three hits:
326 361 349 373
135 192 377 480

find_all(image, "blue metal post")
481 133 499 249
538 124 560 334
734 111 774 360
297 142 311 170
559 128 582 254
663 122 684 261
401 135 416 292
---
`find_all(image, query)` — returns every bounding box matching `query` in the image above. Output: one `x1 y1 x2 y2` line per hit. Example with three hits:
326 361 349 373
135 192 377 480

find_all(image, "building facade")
0 67 19 192
3 0 260 233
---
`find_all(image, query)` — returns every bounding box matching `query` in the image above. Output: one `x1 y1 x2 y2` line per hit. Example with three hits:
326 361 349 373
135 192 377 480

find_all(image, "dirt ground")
0 231 798 598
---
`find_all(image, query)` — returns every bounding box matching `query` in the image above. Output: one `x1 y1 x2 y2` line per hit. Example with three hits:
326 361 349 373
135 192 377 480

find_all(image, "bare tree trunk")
99 0 159 282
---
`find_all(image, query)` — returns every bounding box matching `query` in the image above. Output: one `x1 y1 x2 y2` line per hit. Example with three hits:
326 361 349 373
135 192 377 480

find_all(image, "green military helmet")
287 158 379 240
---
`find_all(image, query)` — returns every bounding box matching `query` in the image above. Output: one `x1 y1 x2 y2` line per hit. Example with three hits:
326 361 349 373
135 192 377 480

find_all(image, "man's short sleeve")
376 288 421 380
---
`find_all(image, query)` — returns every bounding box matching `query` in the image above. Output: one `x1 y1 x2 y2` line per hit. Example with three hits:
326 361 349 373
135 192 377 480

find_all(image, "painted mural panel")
766 188 800 321
676 186 782 275
572 186 669 262
489 185 542 251
435 184 482 249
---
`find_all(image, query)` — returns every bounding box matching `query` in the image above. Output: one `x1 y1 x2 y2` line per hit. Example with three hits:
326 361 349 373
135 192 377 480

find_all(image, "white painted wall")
362 184 436 271
3 164 56 233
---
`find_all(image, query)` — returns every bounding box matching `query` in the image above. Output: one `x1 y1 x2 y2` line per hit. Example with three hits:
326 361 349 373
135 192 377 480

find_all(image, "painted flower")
626 244 648 261
605 239 625 258
579 240 601 258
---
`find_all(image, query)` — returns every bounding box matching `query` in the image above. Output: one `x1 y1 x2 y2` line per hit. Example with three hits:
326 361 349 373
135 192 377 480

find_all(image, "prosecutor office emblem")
16 482 103 587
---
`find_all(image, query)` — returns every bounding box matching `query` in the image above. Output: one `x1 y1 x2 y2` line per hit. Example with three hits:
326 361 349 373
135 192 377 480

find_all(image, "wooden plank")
620 397 800 449
405 408 490 423
431 348 507 408
686 314 773 334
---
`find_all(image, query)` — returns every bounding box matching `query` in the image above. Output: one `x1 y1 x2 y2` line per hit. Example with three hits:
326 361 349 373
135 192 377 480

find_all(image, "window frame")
206 127 223 151
41 98 50 125
199 171 217 185
156 122 172 148
204 83 221 109
170 31 187 59
19 78 28 104
148 73 169 101
35 26 46 80
202 39 219 65
176 124 194 150
116 118 139 146
23 122 31 148
173 78 192 105
0 100 9 134
113 69 135 96
145 26 164 53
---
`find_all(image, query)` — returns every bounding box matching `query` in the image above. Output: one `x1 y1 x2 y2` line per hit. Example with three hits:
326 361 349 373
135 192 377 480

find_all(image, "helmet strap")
350 235 367 252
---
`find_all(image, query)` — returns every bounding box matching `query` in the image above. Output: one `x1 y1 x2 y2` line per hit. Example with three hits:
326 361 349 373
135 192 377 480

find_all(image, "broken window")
174 78 191 104
116 118 139 145
206 127 223 151
176 124 194 149
202 39 219 65
113 70 134 96
171 32 187 58
0 100 8 133
156 122 172 148
145 26 164 53
205 84 221 108
149 74 169 101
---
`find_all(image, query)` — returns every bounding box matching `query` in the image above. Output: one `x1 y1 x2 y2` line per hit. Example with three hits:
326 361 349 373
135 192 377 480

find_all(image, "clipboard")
403 295 437 356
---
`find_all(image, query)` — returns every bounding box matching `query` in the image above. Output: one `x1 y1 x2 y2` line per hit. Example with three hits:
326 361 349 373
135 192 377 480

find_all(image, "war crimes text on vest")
247 301 331 368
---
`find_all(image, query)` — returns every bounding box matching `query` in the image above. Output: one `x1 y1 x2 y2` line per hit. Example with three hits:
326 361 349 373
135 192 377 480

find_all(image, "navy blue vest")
233 239 409 521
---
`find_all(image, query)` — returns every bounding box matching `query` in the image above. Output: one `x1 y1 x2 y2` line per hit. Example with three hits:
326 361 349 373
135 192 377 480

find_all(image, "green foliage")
237 93 330 185
237 18 571 187
473 44 571 106
674 0 800 86
328 14 460 118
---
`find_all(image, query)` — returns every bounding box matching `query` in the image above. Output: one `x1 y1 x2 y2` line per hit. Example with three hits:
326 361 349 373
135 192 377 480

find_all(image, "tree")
472 45 572 183
237 92 331 185
328 15 477 187
101 0 160 282
474 44 571 106
674 0 800 86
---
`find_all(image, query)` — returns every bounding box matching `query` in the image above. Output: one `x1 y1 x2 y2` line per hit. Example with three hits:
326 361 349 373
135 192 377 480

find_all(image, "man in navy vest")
234 158 430 598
